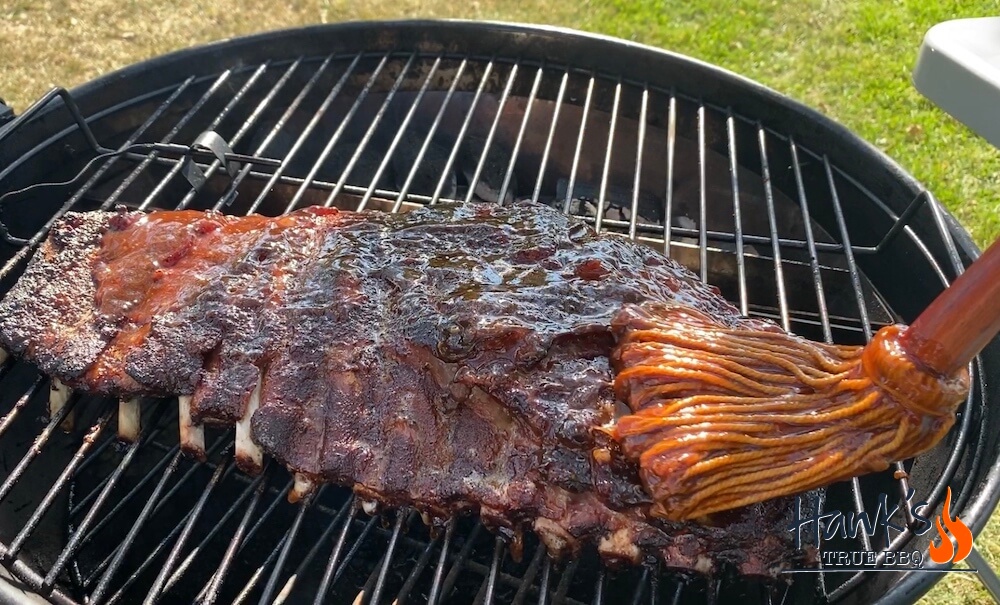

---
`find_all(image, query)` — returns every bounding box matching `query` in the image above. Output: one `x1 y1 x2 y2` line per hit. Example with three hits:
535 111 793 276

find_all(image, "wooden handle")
900 237 1000 375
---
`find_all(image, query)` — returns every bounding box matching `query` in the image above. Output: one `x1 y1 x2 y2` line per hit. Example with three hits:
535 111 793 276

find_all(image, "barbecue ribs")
0 202 808 577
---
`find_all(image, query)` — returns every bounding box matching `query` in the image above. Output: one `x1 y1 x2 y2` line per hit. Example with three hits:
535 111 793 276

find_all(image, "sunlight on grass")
2 1 999 603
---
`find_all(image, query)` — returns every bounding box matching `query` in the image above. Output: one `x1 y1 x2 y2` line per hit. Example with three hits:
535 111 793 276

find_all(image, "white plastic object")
913 17 1000 148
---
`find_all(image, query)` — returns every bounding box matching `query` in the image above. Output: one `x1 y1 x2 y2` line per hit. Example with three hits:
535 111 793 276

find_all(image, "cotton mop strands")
609 236 1000 522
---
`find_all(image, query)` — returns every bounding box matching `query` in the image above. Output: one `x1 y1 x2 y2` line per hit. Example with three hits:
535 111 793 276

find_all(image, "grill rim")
0 19 997 605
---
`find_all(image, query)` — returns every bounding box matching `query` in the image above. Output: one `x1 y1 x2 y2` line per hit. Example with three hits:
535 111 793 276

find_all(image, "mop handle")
900 237 1000 376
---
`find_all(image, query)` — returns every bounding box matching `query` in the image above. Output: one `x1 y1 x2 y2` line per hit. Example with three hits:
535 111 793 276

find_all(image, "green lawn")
2 0 999 603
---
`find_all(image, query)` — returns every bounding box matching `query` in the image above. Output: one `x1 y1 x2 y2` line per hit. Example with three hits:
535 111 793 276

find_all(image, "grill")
0 20 998 605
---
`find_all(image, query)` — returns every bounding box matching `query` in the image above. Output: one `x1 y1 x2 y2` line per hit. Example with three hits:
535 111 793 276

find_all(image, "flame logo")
928 487 973 565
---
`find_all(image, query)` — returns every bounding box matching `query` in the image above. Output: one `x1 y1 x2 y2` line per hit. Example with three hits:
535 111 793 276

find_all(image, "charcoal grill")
0 20 998 605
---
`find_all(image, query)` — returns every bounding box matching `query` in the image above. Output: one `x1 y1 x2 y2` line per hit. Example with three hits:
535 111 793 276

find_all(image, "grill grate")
0 26 988 605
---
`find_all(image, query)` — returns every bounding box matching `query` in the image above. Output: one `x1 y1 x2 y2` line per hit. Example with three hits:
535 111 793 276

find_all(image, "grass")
1 0 999 603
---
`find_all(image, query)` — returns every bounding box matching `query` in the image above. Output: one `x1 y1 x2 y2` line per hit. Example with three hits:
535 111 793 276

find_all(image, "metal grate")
0 34 987 605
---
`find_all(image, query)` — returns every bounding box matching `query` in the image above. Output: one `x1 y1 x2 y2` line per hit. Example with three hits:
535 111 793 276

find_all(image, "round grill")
0 20 997 605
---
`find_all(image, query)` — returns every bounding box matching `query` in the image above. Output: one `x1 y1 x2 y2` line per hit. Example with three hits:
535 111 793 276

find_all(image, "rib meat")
0 202 807 576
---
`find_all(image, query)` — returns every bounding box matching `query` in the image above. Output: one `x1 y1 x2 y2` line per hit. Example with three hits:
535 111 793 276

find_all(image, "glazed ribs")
0 201 803 576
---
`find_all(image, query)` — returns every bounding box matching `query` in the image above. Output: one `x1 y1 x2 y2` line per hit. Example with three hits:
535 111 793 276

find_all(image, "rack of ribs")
0 201 808 577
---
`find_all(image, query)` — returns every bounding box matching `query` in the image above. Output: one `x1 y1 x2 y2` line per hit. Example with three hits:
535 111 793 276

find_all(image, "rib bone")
361 499 379 516
118 397 141 442
178 395 206 460
289 473 315 503
235 377 263 475
49 379 74 431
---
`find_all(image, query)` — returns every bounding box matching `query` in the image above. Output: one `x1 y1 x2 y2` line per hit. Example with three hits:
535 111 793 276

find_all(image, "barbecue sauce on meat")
90 208 339 395
0 202 806 577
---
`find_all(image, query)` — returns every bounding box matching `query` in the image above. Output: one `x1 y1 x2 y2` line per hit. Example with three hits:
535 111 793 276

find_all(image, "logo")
783 486 977 574
928 487 973 565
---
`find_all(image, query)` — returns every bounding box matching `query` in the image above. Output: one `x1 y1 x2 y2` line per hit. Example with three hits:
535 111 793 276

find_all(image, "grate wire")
0 47 985 605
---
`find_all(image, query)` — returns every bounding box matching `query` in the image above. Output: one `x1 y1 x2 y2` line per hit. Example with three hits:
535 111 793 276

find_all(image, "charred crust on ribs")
0 201 809 577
